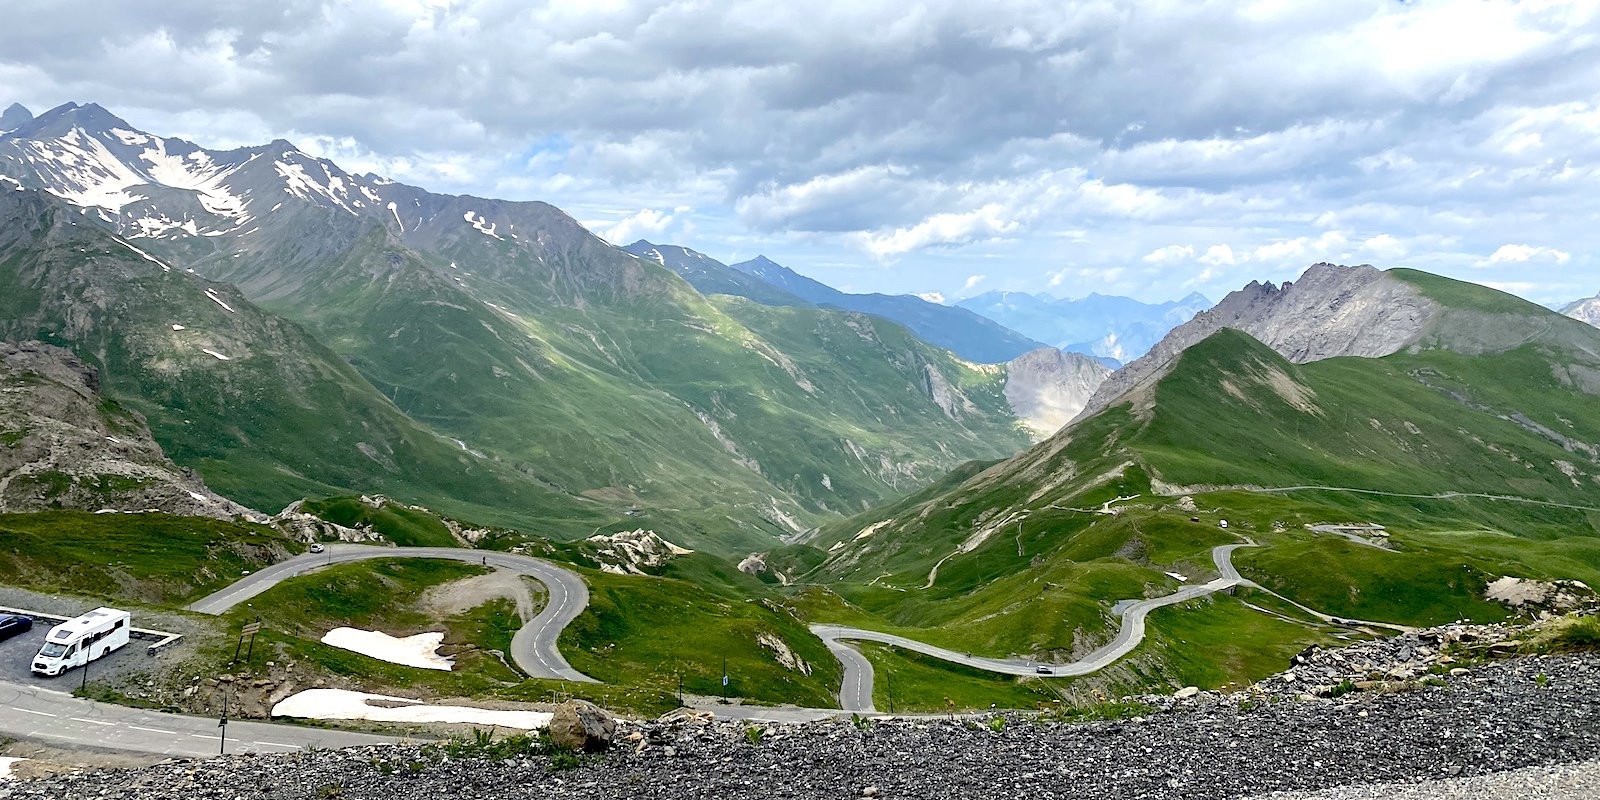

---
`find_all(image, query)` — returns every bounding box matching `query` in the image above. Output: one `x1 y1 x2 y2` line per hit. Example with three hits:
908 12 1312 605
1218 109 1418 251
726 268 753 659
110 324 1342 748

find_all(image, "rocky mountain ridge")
0 340 249 519
0 102 1038 552
1565 294 1600 328
1079 263 1439 419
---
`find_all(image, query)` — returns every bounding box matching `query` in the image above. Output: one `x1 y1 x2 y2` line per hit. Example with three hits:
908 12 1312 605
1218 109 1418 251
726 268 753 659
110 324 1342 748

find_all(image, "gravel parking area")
0 586 215 688
4 652 1596 799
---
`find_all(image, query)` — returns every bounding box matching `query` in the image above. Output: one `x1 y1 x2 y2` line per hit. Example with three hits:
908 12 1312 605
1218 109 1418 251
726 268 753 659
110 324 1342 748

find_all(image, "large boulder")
548 699 615 752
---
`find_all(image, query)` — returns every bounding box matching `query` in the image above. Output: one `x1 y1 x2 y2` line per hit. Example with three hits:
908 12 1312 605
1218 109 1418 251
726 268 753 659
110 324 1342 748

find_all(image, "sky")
3 0 1599 306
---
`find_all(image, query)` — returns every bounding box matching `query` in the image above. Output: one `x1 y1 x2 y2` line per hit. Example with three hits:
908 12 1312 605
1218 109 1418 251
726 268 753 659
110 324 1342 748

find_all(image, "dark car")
0 614 34 642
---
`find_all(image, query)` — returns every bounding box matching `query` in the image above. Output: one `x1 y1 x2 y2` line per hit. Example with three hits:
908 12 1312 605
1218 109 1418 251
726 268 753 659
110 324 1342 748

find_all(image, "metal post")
721 657 728 700
79 644 90 692
677 672 683 707
218 686 230 755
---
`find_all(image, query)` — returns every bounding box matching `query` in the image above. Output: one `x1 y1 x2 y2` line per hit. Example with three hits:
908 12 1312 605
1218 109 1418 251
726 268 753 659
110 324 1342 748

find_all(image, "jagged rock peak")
0 102 32 131
1078 263 1437 420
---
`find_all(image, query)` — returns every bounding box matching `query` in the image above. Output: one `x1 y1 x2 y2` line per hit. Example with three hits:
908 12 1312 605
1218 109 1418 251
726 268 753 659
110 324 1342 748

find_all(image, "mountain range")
957 290 1212 364
622 240 1049 364
0 101 1078 551
798 263 1600 677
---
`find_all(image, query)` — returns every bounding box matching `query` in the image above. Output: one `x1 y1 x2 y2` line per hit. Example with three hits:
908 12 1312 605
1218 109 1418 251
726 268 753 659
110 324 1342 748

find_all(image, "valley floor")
4 652 1595 799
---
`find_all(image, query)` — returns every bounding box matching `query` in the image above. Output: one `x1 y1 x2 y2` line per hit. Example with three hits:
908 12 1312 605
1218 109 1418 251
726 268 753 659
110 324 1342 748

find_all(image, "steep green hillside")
169 194 1031 551
0 189 606 532
799 270 1600 692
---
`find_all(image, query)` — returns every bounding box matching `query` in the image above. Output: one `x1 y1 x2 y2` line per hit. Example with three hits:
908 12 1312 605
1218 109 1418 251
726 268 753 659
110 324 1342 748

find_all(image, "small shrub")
849 713 873 730
1535 672 1550 687
1041 699 1154 724
987 717 1006 733
548 749 581 771
744 726 765 746
1325 679 1357 699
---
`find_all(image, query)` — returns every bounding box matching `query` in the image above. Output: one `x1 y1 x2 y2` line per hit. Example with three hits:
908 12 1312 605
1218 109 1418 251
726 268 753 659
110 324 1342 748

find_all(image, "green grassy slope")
560 569 842 708
0 510 296 604
156 196 1032 553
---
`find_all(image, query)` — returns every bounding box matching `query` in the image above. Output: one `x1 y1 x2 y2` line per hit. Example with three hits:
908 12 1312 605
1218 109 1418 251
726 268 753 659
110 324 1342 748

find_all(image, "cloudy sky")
4 0 1599 305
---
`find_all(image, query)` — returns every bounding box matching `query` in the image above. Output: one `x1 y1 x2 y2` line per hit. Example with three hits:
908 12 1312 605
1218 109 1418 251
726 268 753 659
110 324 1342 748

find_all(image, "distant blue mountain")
957 290 1213 363
727 256 1047 363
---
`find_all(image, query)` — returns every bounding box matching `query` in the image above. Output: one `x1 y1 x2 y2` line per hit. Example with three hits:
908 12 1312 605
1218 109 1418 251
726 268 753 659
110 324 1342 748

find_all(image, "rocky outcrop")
1564 295 1600 328
547 699 616 752
1079 264 1438 419
584 529 694 575
1004 347 1113 438
0 340 253 519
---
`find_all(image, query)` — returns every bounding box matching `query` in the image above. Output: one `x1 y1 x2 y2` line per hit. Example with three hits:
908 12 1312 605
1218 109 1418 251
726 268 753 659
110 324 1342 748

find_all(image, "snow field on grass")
0 757 24 781
320 627 454 670
272 689 552 730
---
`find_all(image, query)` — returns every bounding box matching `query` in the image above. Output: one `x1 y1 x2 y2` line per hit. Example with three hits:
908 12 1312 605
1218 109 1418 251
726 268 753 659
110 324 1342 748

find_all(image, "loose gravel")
4 653 1597 799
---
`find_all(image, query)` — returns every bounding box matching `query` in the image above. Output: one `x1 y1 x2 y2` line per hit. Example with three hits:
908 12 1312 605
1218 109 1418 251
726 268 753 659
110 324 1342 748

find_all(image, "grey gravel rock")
4 653 1596 800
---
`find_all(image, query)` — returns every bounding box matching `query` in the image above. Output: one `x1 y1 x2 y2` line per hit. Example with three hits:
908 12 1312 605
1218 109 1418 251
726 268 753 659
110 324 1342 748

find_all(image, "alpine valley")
1 100 1598 734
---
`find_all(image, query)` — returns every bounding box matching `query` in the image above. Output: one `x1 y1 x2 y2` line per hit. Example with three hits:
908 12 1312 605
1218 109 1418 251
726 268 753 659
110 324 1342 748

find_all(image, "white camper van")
31 607 131 677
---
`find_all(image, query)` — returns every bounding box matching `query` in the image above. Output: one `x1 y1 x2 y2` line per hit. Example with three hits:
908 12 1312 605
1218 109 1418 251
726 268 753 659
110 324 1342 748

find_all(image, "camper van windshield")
39 642 67 658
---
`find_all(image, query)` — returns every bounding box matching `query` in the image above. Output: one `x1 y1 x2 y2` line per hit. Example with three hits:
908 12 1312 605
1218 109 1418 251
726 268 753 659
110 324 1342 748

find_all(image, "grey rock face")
1004 347 1113 437
547 699 616 752
1080 263 1438 419
1564 295 1600 328
0 340 250 518
0 102 31 132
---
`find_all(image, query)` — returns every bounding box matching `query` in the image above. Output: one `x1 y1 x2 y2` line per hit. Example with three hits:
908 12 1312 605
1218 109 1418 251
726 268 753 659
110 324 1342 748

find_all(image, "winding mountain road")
813 544 1260 711
188 544 596 683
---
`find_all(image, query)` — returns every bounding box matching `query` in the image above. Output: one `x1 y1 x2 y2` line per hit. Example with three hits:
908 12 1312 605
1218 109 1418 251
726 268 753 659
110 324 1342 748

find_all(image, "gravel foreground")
4 653 1597 800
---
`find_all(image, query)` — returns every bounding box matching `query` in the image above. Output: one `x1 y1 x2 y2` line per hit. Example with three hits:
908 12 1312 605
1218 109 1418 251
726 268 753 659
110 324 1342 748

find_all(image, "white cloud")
1199 244 1236 266
3 0 1599 301
1142 244 1195 263
600 208 678 245
1359 233 1408 260
1484 244 1571 265
858 204 1018 259
916 291 947 304
962 274 988 291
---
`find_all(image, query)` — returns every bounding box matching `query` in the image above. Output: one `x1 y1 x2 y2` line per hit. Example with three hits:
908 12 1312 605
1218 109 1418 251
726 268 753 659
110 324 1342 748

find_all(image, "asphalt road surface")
0 679 398 757
187 544 596 683
812 543 1257 711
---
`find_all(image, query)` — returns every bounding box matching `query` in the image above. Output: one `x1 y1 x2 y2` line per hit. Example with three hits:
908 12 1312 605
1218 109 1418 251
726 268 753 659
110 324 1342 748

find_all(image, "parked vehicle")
0 614 33 642
31 607 130 677
309 543 325 554
1035 665 1053 675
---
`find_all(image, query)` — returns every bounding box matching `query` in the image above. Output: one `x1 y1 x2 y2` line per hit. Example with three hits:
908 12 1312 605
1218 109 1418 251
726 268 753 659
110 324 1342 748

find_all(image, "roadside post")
244 617 262 664
721 657 728 701
79 643 90 692
233 620 262 666
218 686 230 755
